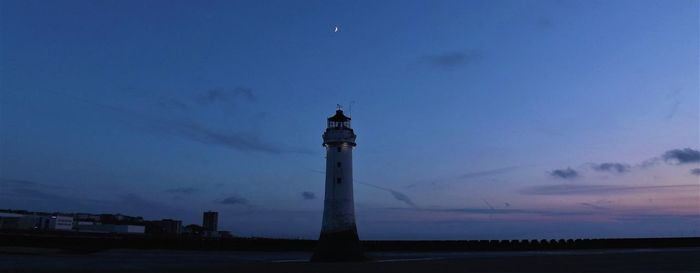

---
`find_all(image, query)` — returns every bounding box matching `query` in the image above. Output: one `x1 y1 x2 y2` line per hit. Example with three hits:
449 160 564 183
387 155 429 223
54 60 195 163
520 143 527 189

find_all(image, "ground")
1 247 698 273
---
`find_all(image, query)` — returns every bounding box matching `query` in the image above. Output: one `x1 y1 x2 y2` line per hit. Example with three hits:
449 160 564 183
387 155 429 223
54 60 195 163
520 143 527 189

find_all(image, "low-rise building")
75 222 145 234
48 216 73 231
146 219 182 235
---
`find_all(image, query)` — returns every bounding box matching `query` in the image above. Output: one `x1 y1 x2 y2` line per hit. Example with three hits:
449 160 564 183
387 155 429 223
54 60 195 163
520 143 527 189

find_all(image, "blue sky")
1 0 698 239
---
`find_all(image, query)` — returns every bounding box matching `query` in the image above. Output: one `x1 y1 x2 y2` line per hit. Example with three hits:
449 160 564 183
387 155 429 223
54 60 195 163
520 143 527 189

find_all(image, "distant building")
146 219 182 235
98 213 143 225
0 212 23 230
48 215 73 230
0 210 148 234
109 224 145 234
74 213 100 222
0 213 73 231
183 224 203 236
75 222 145 234
203 211 218 232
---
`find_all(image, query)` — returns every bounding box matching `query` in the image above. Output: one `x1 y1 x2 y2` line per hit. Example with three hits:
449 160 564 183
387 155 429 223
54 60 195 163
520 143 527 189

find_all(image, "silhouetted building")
95 214 143 226
75 222 145 234
146 219 182 235
203 211 218 232
0 213 73 231
312 107 364 262
184 224 203 236
48 215 73 230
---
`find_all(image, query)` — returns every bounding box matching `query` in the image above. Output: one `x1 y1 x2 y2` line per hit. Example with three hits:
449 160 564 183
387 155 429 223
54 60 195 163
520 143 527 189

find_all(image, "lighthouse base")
311 228 365 262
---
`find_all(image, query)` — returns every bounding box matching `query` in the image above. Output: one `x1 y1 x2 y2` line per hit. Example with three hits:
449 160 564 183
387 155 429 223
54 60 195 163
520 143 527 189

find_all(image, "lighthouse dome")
328 109 350 122
327 110 351 128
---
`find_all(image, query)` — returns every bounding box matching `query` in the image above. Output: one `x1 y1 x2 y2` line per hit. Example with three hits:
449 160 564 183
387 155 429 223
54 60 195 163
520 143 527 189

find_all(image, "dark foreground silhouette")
1 247 698 273
2 230 700 272
1 230 698 252
312 229 365 262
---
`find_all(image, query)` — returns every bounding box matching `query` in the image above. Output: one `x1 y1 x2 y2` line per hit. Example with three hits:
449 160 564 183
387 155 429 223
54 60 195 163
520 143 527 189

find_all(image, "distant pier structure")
311 106 364 262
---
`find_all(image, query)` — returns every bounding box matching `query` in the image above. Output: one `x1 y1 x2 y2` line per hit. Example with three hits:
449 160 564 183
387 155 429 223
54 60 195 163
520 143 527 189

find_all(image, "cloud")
520 184 698 195
219 195 249 205
165 187 198 195
301 191 316 200
691 168 700 176
591 162 630 174
0 177 185 219
422 50 482 70
422 207 530 215
549 167 579 179
535 16 554 28
405 166 519 188
310 173 417 207
155 96 189 111
388 207 595 217
40 89 301 155
662 148 700 164
194 87 256 105
358 182 418 208
153 120 309 154
579 202 607 210
0 177 66 189
387 190 417 208
457 166 519 180
117 193 184 217
156 87 256 112
665 89 682 119
0 178 38 187
9 188 71 200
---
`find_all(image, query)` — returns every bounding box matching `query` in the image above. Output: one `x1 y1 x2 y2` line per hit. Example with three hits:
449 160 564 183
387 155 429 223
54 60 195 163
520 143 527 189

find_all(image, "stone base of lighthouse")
311 226 365 262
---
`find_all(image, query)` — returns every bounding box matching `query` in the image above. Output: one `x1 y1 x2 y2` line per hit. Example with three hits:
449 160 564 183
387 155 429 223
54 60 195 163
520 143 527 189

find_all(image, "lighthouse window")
336 178 342 184
337 162 341 167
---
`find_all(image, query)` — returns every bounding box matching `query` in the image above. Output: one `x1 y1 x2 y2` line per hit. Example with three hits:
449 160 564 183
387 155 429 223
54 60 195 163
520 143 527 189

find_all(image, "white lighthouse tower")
311 106 364 262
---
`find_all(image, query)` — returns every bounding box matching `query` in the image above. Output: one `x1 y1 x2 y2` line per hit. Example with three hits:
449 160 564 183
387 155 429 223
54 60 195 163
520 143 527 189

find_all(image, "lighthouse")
311 106 365 262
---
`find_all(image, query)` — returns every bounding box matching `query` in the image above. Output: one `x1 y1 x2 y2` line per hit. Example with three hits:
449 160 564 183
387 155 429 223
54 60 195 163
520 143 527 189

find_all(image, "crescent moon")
334 26 339 33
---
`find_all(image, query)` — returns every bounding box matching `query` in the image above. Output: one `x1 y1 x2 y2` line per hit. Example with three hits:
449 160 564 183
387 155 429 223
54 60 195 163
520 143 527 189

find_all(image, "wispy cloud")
520 184 698 195
165 187 198 195
665 89 682 119
662 148 700 164
0 177 66 189
388 206 595 217
457 166 519 180
1 185 182 219
548 148 699 177
422 50 483 70
153 119 309 154
691 168 700 176
591 162 630 174
549 167 579 179
404 166 519 188
9 188 71 200
219 195 249 205
194 87 256 106
301 191 316 200
309 172 419 208
117 193 184 216
155 96 190 111
359 182 418 208
34 89 306 155
579 202 607 210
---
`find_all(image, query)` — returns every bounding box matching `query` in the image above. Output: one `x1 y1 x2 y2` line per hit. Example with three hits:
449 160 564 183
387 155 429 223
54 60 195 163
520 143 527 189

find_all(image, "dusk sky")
1 0 698 239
